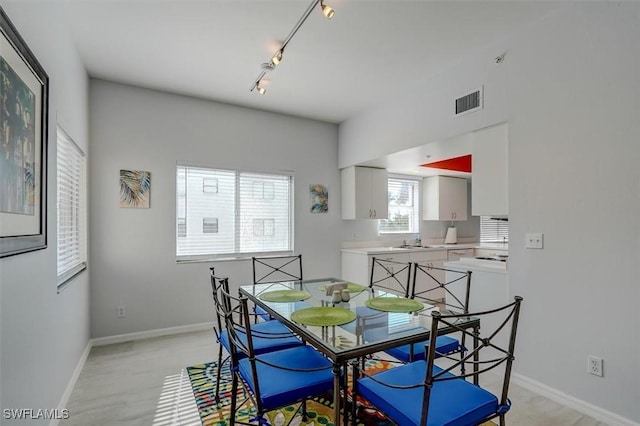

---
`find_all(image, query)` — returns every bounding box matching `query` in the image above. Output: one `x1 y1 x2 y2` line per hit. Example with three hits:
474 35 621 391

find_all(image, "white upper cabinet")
423 176 468 221
341 166 388 219
472 123 508 216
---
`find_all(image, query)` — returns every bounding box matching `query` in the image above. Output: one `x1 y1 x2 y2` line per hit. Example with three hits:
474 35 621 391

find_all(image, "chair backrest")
411 264 472 313
218 283 265 406
252 254 303 284
218 284 254 359
209 267 230 339
423 296 524 422
369 257 412 298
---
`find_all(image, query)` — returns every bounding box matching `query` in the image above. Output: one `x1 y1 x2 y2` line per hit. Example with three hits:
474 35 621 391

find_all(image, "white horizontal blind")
379 177 419 233
57 127 86 283
176 165 293 260
480 216 509 243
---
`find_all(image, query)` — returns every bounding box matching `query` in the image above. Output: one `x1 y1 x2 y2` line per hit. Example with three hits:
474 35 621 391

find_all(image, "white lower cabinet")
445 264 509 349
474 248 508 258
447 248 474 261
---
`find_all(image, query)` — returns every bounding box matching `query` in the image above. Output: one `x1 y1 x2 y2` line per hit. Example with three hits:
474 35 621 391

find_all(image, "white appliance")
444 226 457 244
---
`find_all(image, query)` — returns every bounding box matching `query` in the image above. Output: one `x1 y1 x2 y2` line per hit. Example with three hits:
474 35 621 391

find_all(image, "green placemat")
365 297 424 313
318 282 366 293
290 307 356 326
258 289 311 303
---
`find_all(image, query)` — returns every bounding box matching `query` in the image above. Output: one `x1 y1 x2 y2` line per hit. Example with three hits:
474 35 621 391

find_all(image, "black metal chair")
219 282 335 426
383 264 472 362
251 254 303 321
252 254 303 284
209 268 303 401
353 296 523 426
368 256 412 297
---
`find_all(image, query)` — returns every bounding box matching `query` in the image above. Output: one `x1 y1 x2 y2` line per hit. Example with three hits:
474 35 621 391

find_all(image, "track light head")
321 1 335 19
271 50 283 66
254 78 269 95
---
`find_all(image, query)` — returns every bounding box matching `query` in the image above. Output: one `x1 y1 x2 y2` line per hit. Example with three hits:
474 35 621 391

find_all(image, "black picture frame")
0 6 49 258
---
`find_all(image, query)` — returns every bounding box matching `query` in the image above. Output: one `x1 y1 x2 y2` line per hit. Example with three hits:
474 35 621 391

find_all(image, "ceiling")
59 0 563 174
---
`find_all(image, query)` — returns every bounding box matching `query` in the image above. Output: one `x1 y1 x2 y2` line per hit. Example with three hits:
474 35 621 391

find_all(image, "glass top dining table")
239 277 480 426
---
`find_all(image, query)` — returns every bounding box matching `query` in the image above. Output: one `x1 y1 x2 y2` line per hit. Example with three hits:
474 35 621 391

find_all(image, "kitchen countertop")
341 243 478 255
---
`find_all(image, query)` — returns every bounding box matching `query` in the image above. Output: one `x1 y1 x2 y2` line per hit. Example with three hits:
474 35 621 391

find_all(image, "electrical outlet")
117 305 126 318
525 232 544 249
588 355 603 377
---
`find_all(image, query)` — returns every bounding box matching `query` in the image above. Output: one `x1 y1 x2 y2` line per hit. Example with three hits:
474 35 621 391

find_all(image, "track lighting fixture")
250 0 335 94
271 50 283 66
321 1 335 19
250 74 269 94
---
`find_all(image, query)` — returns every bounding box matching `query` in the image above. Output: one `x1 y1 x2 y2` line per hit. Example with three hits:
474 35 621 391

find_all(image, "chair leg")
351 360 360 422
215 344 224 402
301 400 308 421
230 372 238 425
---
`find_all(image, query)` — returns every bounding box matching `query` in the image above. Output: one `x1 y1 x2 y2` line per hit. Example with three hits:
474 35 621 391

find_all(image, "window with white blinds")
176 164 293 260
480 216 509 243
56 127 86 287
379 177 420 234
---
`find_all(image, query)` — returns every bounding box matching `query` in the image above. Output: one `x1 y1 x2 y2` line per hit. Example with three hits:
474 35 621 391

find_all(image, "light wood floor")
60 329 608 426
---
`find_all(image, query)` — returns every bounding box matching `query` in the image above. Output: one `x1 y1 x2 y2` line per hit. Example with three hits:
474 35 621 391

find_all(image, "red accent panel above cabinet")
420 154 472 173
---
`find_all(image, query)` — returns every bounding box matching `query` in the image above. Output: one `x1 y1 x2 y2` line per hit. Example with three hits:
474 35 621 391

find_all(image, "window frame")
56 126 87 290
175 163 294 262
378 175 421 235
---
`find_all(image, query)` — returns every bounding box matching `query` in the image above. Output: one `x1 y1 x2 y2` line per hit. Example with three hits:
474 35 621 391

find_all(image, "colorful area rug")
187 359 395 426
187 358 496 426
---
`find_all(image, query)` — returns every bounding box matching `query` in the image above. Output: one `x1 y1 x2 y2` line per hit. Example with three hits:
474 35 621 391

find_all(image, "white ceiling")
59 0 563 174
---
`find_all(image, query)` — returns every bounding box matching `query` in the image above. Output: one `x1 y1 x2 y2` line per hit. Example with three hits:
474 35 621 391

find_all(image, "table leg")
473 324 480 385
333 363 342 426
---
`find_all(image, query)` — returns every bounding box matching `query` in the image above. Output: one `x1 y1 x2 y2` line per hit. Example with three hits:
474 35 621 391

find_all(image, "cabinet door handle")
373 209 377 218
369 209 372 218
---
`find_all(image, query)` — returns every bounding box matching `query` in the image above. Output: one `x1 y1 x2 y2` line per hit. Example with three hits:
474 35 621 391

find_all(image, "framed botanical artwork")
0 7 49 258
310 184 328 213
120 170 151 208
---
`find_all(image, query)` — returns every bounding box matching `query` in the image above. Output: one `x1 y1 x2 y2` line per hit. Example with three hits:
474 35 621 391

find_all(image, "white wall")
0 1 90 424
89 80 342 338
339 2 640 423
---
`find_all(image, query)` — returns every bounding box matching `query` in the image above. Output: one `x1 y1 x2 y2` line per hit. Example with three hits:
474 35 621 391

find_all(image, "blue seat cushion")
385 335 462 362
254 305 272 321
357 361 499 426
219 320 302 357
238 345 334 410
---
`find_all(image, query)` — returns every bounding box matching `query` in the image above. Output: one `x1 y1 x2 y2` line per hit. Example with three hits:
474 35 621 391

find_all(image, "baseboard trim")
512 373 640 426
50 340 92 426
91 322 214 347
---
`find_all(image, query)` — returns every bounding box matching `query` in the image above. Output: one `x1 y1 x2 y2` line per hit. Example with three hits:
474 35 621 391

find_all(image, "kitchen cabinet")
447 248 474 261
423 176 468 221
472 123 508 216
341 166 388 219
474 247 508 258
445 262 509 348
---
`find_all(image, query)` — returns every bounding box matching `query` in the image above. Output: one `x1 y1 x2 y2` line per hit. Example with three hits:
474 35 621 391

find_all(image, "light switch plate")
525 232 544 249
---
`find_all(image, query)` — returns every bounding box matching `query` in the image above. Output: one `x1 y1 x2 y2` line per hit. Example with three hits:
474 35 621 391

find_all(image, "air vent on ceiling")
455 86 483 116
